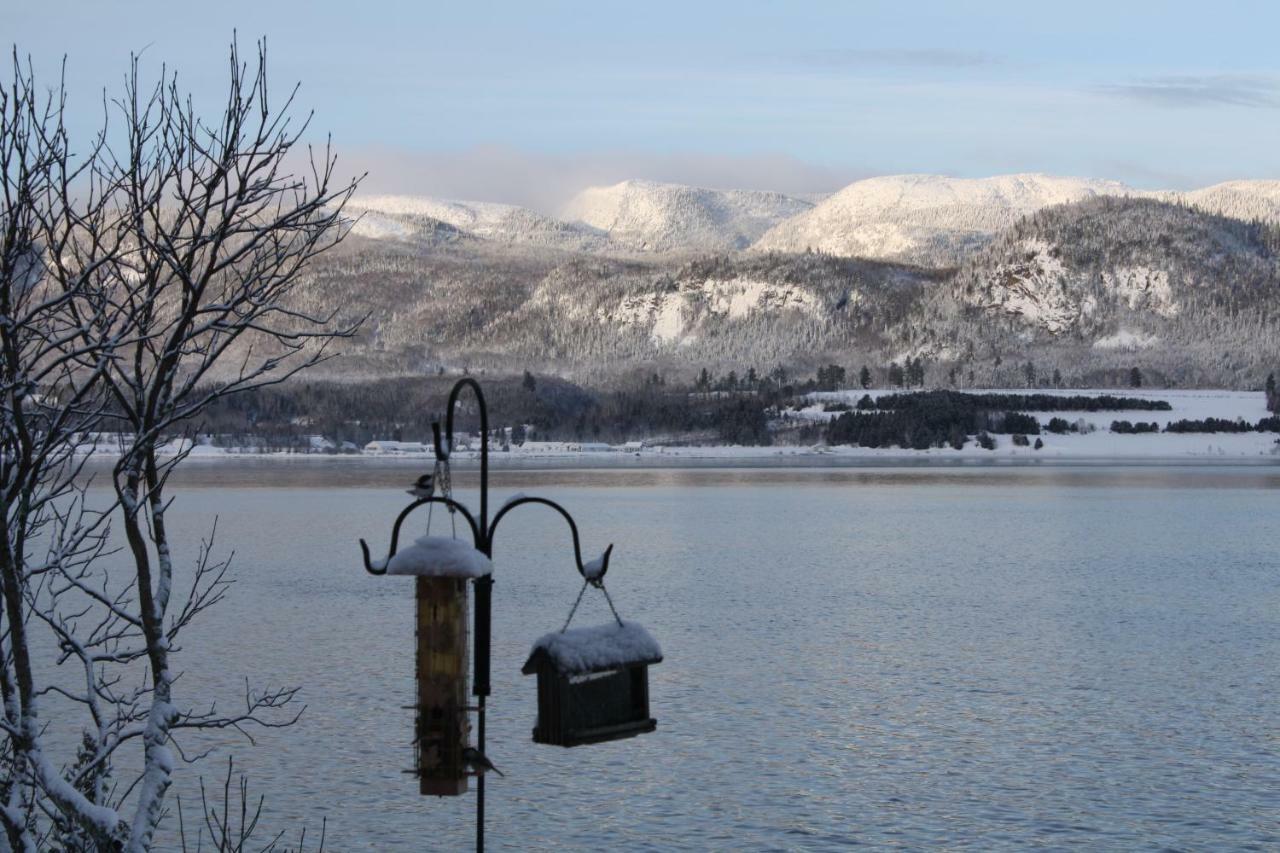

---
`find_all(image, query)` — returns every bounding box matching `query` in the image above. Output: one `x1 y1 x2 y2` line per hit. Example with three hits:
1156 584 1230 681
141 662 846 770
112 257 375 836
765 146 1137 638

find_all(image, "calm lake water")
85 462 1280 850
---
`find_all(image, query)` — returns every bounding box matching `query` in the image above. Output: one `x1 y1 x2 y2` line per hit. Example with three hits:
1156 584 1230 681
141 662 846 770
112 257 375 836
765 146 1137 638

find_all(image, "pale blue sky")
8 0 1280 209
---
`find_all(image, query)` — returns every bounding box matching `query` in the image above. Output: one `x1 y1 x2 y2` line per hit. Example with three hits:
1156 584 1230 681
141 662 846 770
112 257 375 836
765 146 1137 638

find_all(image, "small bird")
407 473 435 499
461 747 504 777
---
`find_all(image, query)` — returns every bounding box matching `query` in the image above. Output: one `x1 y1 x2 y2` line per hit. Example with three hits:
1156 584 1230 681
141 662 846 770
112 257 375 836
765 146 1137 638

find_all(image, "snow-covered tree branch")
1 40 359 851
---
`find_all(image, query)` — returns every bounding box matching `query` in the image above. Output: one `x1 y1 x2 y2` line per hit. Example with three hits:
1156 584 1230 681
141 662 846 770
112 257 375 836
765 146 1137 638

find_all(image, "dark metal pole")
441 378 491 853
476 696 486 853
432 379 609 852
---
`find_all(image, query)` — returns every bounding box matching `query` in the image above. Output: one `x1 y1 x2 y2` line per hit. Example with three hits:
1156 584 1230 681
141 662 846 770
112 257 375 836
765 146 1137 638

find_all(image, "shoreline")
83 451 1280 471
76 388 1279 470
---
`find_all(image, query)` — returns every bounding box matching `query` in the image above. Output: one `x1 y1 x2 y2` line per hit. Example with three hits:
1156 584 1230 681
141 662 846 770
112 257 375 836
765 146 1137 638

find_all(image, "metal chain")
423 471 435 536
432 457 458 539
560 580 590 632
560 579 625 631
599 582 625 627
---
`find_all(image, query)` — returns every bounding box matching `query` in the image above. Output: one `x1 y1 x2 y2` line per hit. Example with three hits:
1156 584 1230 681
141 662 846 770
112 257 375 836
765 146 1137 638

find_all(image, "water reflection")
104 457 1280 492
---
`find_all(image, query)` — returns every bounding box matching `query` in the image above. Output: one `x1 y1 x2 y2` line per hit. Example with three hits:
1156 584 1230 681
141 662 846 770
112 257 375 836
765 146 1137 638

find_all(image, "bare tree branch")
1 37 358 850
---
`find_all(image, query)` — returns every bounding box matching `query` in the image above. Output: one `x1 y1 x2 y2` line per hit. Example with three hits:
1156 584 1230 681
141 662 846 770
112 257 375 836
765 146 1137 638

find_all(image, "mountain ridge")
558 179 813 252
345 173 1280 267
751 173 1139 264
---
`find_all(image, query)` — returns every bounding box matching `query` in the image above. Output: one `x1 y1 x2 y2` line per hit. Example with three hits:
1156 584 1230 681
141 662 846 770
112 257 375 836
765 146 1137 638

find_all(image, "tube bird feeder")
384 536 493 795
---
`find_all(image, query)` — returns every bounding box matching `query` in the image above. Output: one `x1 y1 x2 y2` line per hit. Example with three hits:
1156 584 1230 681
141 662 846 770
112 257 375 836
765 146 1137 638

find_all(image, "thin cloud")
332 145 856 214
789 48 999 71
1089 159 1198 190
1093 74 1280 108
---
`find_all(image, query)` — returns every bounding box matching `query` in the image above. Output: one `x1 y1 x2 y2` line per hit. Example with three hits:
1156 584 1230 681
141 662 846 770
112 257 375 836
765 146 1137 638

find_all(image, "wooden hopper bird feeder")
383 536 493 796
522 620 662 747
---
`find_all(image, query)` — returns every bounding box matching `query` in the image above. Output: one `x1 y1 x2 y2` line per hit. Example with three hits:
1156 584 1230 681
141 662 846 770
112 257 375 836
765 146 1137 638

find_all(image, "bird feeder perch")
521 621 662 747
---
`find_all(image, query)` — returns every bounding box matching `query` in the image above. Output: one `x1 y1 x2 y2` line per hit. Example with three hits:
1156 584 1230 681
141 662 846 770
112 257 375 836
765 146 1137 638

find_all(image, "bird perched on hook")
461 747 504 777
407 473 435 499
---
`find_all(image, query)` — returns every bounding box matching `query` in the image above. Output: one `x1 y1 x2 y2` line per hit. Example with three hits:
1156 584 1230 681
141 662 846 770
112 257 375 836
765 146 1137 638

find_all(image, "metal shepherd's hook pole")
360 379 629 850
357 378 616 852
440 378 492 853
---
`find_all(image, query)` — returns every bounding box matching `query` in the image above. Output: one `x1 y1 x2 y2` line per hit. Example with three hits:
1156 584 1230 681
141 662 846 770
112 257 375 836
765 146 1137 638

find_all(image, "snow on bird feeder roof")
385 536 493 578
522 621 662 676
582 551 608 581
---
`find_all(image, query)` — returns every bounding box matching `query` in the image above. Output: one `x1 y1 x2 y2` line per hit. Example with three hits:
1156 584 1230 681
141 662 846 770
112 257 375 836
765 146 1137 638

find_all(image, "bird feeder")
359 378 665 853
383 536 493 795
521 621 662 747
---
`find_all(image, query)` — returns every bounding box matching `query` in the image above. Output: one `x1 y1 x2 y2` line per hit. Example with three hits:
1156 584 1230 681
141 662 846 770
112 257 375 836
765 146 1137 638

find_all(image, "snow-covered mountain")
341 176 1280 267
344 195 608 251
753 173 1136 264
560 180 812 253
1171 180 1280 224
907 196 1280 366
297 192 1280 386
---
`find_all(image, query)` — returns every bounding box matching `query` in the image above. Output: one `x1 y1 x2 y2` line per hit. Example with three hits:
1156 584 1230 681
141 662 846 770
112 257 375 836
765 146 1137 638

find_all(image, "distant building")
517 441 614 454
517 441 573 454
364 440 432 455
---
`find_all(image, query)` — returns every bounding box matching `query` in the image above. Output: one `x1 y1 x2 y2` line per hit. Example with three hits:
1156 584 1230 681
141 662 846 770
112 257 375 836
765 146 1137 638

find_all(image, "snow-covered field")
75 390 1279 465
801 388 1279 459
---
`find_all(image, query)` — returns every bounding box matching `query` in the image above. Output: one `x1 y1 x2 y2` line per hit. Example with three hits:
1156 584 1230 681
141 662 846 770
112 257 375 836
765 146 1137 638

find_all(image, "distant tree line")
1164 417 1274 434
178 370 775 447
1045 417 1084 434
821 389 1214 450
826 409 1040 450
827 392 1045 450
172 371 1274 452
866 390 1172 413
1110 420 1160 434
1111 416 1280 434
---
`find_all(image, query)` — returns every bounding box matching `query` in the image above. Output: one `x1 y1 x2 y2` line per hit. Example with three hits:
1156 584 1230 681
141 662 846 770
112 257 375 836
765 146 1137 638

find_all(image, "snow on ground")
1093 329 1160 350
72 390 1279 465
801 388 1279 459
809 387 1267 425
346 210 418 240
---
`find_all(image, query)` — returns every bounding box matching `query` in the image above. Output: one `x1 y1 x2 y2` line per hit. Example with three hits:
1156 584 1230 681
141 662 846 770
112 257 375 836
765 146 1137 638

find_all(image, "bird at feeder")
461 747 504 777
408 473 436 499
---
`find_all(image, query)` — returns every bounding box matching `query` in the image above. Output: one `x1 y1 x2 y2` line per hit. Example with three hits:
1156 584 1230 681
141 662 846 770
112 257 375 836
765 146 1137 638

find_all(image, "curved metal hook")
443 377 489 530
587 544 614 588
488 496 614 583
359 496 482 576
